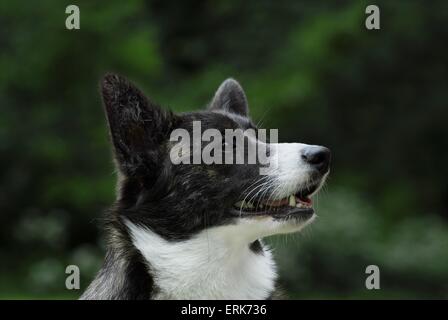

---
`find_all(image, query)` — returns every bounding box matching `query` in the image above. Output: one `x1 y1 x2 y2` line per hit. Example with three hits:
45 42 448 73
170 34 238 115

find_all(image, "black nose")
301 146 331 174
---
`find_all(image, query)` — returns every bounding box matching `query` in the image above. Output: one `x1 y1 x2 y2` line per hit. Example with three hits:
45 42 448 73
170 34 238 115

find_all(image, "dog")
81 74 331 299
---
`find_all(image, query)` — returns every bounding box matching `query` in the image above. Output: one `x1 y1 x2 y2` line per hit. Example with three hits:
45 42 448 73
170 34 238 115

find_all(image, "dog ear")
101 74 175 177
208 78 248 116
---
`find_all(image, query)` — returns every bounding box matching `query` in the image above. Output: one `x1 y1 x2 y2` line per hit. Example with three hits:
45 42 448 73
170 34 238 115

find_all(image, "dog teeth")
289 195 296 207
296 202 311 208
236 195 311 211
235 200 255 209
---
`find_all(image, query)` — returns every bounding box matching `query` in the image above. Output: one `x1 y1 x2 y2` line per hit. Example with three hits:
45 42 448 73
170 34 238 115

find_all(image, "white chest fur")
125 220 277 300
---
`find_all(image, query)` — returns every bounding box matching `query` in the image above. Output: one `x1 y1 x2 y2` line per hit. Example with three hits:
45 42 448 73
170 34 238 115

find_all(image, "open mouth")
232 183 320 218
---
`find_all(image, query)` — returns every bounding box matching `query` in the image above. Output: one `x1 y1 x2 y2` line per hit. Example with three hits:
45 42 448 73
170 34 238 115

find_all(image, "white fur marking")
125 218 279 300
268 143 317 197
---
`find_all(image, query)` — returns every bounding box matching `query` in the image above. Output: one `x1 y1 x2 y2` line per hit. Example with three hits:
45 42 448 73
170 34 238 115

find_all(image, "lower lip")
231 207 314 218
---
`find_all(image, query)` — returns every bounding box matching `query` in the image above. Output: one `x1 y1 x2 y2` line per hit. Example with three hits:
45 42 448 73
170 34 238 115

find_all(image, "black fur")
82 75 273 299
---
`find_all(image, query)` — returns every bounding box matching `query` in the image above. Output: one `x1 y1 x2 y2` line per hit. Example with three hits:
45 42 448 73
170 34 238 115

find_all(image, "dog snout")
301 146 331 174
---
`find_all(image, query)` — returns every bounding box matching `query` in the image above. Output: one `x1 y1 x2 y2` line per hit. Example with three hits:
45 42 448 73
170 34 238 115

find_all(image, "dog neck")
80 245 154 300
125 219 277 299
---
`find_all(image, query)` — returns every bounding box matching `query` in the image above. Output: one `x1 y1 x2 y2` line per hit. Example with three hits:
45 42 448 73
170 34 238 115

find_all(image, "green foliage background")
0 0 447 299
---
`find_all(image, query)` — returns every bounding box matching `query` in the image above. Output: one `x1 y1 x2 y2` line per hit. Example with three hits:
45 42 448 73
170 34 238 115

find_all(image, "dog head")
101 74 330 242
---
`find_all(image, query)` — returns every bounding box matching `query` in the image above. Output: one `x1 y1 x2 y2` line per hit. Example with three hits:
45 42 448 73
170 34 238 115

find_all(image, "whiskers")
238 175 274 215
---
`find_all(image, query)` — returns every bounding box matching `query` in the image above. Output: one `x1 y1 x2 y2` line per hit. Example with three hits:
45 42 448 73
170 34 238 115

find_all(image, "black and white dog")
81 74 330 300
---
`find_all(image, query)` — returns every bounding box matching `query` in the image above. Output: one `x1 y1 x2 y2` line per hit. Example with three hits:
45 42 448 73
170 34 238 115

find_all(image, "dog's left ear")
101 74 175 178
208 78 248 116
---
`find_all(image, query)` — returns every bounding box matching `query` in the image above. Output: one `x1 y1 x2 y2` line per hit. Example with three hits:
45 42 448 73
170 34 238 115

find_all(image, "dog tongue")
299 196 312 205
